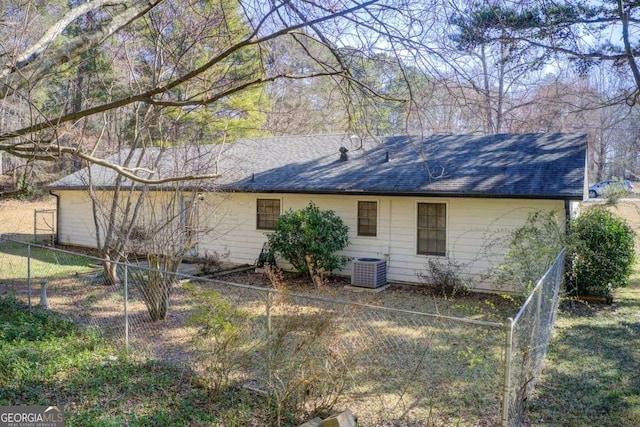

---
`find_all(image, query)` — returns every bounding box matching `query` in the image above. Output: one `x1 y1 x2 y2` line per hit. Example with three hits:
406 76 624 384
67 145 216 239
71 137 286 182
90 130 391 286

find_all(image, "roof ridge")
240 133 350 141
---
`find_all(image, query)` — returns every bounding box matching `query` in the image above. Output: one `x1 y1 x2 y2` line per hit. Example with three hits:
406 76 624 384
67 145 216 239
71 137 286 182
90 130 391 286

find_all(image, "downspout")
564 199 571 230
49 191 60 246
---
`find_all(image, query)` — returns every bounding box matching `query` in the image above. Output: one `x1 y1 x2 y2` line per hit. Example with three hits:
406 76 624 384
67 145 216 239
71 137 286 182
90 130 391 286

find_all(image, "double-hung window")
357 201 377 237
417 202 446 256
256 199 280 230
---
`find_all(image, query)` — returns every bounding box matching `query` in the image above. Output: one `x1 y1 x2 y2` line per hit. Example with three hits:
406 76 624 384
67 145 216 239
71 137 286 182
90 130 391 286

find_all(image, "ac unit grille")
352 258 387 288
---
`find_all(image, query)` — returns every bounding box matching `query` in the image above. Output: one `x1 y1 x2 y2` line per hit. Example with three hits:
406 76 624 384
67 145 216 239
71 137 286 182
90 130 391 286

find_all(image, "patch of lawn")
0 295 270 426
0 241 96 280
527 269 640 426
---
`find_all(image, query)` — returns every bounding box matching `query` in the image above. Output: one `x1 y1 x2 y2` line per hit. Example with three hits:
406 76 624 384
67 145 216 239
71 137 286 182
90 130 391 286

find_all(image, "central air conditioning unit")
351 258 387 288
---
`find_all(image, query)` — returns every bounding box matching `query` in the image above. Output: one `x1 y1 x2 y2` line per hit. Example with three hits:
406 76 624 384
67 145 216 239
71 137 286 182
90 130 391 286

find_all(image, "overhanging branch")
1 0 164 98
6 145 221 184
144 71 346 107
2 0 131 77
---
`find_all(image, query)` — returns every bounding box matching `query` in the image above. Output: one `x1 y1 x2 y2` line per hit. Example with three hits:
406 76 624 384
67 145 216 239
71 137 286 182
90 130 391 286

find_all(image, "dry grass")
0 250 516 426
0 197 55 237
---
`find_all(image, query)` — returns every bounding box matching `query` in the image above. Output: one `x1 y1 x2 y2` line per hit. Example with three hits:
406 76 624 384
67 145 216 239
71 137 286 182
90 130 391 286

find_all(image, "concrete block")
322 409 356 427
298 417 323 427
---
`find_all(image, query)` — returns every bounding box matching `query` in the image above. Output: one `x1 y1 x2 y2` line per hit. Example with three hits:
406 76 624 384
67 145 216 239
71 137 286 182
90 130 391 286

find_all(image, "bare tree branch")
2 0 130 77
0 0 382 141
144 71 346 106
7 144 220 184
1 0 164 97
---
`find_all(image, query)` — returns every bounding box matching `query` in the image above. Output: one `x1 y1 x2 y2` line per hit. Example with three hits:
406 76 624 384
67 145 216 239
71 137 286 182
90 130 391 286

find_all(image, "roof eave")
221 187 585 200
48 184 584 201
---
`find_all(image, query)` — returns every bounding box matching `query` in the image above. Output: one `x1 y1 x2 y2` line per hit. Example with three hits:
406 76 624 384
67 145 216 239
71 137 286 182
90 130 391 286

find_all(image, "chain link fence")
502 249 565 427
0 236 564 426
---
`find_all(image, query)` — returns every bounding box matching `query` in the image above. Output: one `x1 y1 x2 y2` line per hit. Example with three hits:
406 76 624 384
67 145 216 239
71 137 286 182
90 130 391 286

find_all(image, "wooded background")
2 0 640 191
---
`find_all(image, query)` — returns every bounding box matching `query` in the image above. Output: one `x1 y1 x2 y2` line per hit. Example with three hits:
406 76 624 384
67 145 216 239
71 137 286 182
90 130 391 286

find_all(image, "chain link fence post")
266 288 272 387
502 318 514 427
534 284 543 349
26 243 32 309
39 278 49 309
124 264 129 353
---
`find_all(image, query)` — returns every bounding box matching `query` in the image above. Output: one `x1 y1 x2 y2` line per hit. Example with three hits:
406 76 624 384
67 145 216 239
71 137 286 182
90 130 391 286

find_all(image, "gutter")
47 186 585 201
221 188 586 201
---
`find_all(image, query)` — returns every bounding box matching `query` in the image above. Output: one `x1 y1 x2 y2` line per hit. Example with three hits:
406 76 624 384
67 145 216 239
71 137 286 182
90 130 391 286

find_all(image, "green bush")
568 208 636 298
496 210 564 293
268 202 350 286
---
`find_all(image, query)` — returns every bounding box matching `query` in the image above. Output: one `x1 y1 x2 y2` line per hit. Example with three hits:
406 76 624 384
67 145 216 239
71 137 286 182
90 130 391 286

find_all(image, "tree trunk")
597 130 607 181
139 254 180 321
480 45 494 134
102 258 120 286
145 269 171 321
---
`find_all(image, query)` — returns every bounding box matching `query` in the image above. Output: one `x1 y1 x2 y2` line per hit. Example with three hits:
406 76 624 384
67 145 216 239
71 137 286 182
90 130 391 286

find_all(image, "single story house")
49 133 587 291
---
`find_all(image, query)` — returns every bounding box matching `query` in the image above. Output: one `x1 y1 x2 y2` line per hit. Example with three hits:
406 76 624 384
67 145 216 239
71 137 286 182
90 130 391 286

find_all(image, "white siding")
55 190 181 250
56 190 99 248
56 190 565 291
198 193 565 290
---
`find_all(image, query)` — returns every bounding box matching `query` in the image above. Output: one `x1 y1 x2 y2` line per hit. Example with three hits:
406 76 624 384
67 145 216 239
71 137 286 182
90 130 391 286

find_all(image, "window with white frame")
357 201 377 237
417 202 446 256
256 198 280 230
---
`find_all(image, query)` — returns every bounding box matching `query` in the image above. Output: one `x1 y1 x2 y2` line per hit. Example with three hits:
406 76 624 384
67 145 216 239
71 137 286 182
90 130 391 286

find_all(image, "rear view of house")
49 133 587 292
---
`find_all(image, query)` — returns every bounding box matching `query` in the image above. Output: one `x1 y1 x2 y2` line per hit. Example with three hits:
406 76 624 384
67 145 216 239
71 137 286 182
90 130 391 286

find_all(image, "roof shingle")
49 133 587 199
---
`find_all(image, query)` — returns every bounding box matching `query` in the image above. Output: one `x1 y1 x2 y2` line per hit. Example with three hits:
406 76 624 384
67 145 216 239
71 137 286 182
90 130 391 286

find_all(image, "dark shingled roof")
49 133 587 200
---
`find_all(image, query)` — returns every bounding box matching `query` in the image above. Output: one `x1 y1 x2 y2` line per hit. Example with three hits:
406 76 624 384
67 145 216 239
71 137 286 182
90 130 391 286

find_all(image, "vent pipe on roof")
385 151 389 163
339 146 349 162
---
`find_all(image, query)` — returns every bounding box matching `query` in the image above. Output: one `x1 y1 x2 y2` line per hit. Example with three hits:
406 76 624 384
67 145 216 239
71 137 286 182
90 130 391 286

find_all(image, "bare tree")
84 140 223 320
0 0 430 184
425 2 551 134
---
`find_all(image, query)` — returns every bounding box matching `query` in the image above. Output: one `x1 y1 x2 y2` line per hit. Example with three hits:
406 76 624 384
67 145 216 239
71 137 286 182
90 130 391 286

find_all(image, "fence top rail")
1 236 507 327
511 248 565 326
